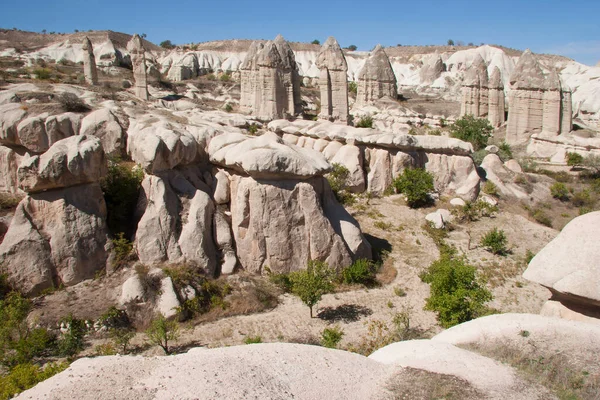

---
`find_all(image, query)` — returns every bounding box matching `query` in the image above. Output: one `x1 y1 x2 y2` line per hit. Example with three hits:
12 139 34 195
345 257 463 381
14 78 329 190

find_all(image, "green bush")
219 73 231 82
224 103 233 112
550 182 569 201
33 68 51 80
100 160 144 236
566 152 583 168
482 181 499 197
321 326 344 349
497 141 513 161
341 259 377 286
392 168 435 208
0 361 68 400
56 314 87 357
530 208 552 227
247 124 258 135
572 189 594 208
480 228 509 256
145 314 179 354
421 257 492 328
311 39 320 45
206 73 216 81
355 116 373 128
111 233 135 270
244 336 262 344
449 115 493 151
289 260 335 318
159 40 175 49
452 200 497 222
348 81 357 95
109 327 135 354
326 163 354 206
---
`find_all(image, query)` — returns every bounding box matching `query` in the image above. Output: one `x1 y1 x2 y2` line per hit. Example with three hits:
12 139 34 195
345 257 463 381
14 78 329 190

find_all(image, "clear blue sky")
2 0 600 65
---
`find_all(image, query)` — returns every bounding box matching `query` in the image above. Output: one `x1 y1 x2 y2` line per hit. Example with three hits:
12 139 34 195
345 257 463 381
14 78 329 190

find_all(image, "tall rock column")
240 41 263 114
460 66 481 117
82 36 98 86
126 34 149 100
355 45 397 107
474 55 489 117
274 35 302 116
542 69 562 135
560 84 573 134
316 37 349 123
256 42 285 120
488 67 505 127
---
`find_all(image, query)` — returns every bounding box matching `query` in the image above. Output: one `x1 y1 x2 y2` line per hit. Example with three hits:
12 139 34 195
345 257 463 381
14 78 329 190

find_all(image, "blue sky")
2 0 599 65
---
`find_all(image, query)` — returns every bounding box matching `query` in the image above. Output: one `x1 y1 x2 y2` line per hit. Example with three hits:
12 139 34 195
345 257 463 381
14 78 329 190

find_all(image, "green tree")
347 81 357 95
565 152 583 168
480 227 509 256
346 45 357 51
159 40 175 49
145 314 179 354
550 182 569 201
289 261 335 318
449 115 493 151
392 168 435 208
311 39 320 45
321 326 344 348
447 39 455 46
421 257 492 328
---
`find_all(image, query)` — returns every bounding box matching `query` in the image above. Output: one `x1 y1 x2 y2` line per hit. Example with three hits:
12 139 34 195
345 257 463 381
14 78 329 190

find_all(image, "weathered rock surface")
487 67 505 127
126 34 149 100
80 108 126 156
45 112 82 146
239 41 263 114
316 37 349 123
460 54 488 118
419 52 444 85
254 41 285 120
0 183 109 295
17 114 49 153
18 135 107 193
0 103 27 145
523 211 600 308
355 45 397 107
0 145 26 193
82 36 98 86
274 35 302 116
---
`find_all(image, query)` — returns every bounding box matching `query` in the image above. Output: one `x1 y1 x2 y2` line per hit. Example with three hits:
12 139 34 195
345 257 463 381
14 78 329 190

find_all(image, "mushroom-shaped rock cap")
489 67 503 89
509 49 545 89
472 54 489 87
523 211 600 305
358 44 396 82
208 131 331 179
316 36 348 71
82 36 93 52
126 34 145 53
273 34 297 70
545 69 562 91
241 41 264 70
257 41 283 68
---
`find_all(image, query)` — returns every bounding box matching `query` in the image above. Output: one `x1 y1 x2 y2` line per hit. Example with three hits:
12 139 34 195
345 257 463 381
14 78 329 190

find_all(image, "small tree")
566 152 583 168
347 45 357 51
480 227 509 255
311 39 320 45
145 314 179 354
159 40 175 49
449 115 493 151
289 261 335 318
321 326 344 348
447 39 455 46
550 182 569 201
392 168 435 208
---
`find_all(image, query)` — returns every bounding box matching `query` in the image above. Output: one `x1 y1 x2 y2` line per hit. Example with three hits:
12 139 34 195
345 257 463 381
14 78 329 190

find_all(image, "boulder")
425 209 452 229
80 108 125 157
329 144 365 192
504 159 522 173
18 135 107 193
214 209 237 274
0 103 27 145
157 276 180 319
0 145 26 193
118 273 145 306
0 183 109 295
450 197 466 207
45 112 82 145
17 114 49 153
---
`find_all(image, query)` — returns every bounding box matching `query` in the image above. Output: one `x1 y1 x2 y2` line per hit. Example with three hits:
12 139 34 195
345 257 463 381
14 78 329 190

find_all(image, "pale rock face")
212 169 230 204
0 183 109 295
0 103 27 145
135 170 217 275
460 54 489 119
80 108 126 157
255 41 286 120
17 114 49 153
118 273 145 306
329 144 365 192
208 131 331 179
82 37 98 86
274 35 302 115
419 52 444 85
18 135 107 193
355 45 398 107
157 276 181 319
523 211 600 307
425 209 453 229
239 41 264 114
214 208 237 274
126 34 149 100
45 112 82 145
487 67 505 127
0 146 26 193
167 53 199 82
229 175 369 274
316 37 349 123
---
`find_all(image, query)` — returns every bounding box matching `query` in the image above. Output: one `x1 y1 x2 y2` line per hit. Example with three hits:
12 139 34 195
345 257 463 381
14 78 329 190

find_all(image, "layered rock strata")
316 37 349 123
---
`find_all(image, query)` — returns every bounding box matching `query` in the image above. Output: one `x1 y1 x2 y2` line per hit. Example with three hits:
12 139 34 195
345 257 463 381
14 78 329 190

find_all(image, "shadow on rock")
317 304 373 323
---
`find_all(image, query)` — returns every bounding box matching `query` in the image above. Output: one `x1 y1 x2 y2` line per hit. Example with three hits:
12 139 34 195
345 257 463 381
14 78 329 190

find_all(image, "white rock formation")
487 67 505 127
239 41 263 114
316 37 349 123
82 36 98 86
460 54 489 118
274 35 302 116
80 108 126 157
255 41 285 120
419 52 444 85
126 34 149 100
355 45 397 107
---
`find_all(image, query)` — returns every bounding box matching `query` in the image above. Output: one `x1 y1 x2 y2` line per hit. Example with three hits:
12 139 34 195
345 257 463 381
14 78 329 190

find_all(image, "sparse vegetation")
56 314 87 357
0 362 68 400
348 81 357 95
326 163 354 205
320 326 344 348
145 314 180 354
497 141 513 161
392 168 435 208
219 73 231 83
243 335 263 344
289 260 335 318
449 115 493 151
566 152 583 168
480 228 509 256
33 68 51 80
56 92 90 112
346 45 357 51
482 180 499 197
340 259 377 286
452 200 497 222
224 103 233 112
355 116 373 128
550 182 569 201
111 233 135 270
311 39 320 45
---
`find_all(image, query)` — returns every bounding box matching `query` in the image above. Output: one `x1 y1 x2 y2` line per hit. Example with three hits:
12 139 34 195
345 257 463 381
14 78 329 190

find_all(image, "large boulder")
0 183 110 295
18 135 107 193
523 211 600 308
80 108 126 157
0 103 27 145
0 145 26 193
17 114 49 153
45 112 82 145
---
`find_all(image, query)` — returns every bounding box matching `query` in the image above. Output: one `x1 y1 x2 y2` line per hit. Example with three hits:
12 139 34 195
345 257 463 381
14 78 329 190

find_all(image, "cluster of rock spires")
240 35 301 119
460 55 505 127
506 50 572 145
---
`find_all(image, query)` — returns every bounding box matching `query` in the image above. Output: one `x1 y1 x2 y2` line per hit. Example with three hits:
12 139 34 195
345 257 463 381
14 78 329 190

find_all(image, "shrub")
33 68 51 80
482 181 499 197
289 260 335 318
550 182 569 201
311 39 320 45
347 45 358 51
56 92 90 112
449 115 493 151
392 168 435 208
326 163 354 205
56 314 87 357
572 189 594 208
111 233 135 270
497 141 513 161
348 81 357 95
0 361 68 400
145 314 179 354
355 116 373 128
219 73 231 83
321 326 344 349
452 200 497 222
268 272 293 293
159 40 175 49
109 327 135 354
243 335 262 344
206 73 216 81
566 152 583 168
341 259 377 286
530 208 552 227
224 103 233 112
480 228 509 255
421 257 492 328
98 306 130 329
394 286 407 297
247 124 258 135
100 160 144 236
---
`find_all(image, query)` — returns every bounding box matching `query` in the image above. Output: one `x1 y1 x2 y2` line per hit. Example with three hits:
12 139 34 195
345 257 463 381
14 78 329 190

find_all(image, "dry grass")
465 342 600 400
385 367 482 400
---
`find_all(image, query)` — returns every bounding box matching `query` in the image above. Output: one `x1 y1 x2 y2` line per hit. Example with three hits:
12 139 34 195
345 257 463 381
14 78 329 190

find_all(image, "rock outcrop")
355 45 397 107
82 36 98 86
523 211 600 318
239 41 263 114
506 50 572 145
274 35 302 116
419 52 444 85
487 67 505 127
126 34 149 100
0 136 109 295
316 37 349 123
255 41 285 120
